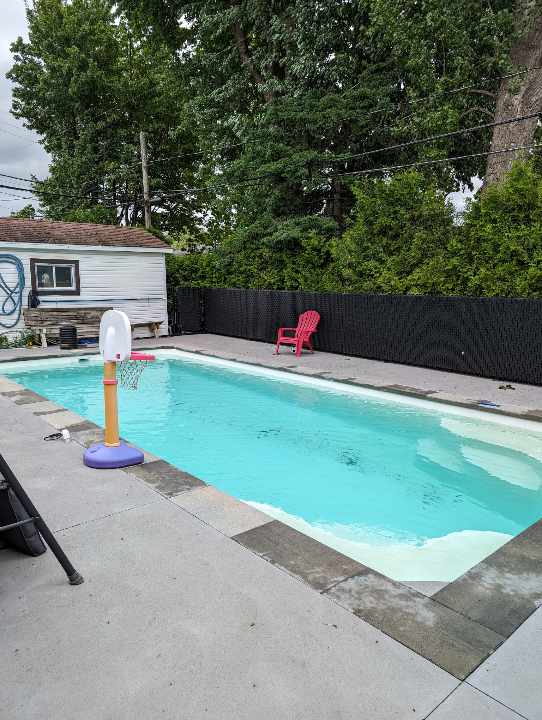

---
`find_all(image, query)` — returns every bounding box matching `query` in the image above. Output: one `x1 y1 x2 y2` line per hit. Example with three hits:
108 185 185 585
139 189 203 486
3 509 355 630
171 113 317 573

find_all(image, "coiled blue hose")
0 254 25 329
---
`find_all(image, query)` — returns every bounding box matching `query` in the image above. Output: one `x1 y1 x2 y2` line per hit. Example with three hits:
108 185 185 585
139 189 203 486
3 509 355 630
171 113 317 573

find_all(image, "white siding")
0 245 168 339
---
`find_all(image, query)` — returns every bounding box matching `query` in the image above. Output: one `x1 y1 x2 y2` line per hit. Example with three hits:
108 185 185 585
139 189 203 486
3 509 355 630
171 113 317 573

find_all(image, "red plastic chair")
275 310 320 357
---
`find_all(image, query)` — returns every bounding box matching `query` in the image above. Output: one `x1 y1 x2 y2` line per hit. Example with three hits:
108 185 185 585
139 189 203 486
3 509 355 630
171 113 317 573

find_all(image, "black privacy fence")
171 287 542 385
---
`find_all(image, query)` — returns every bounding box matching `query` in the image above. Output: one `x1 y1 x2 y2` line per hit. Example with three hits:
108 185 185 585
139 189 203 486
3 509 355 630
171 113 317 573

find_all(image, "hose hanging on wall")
0 254 25 330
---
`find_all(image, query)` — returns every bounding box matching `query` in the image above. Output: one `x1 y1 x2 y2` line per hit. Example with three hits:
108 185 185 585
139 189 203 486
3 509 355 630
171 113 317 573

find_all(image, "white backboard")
99 310 132 362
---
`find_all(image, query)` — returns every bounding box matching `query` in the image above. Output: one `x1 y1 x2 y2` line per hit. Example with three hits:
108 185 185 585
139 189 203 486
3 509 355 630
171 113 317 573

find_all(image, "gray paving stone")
434 518 542 638
70 426 104 448
427 684 525 719
171 486 270 537
3 389 47 404
325 570 504 680
524 408 542 421
0 376 24 392
402 581 448 597
469 608 542 720
127 459 205 496
42 409 88 429
381 384 436 396
29 400 65 415
233 520 365 592
68 420 101 434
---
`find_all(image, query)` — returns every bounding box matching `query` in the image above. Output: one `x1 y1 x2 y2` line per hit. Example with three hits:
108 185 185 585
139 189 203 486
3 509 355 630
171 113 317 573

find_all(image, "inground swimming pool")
4 349 542 582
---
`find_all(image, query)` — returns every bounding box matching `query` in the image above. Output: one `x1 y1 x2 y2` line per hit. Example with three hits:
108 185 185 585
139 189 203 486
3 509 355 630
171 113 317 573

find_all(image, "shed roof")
0 218 169 250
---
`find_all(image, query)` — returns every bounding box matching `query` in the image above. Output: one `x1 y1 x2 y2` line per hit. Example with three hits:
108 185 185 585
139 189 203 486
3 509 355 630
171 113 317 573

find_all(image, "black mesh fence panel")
173 287 203 334
172 287 542 385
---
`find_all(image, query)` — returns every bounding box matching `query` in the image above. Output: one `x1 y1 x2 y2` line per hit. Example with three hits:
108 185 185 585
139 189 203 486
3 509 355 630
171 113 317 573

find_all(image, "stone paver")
434 519 542 638
469 607 542 720
427 684 526 719
403 581 448 597
234 520 366 592
0 376 24 392
41 409 88 430
127 459 206 496
171 485 271 537
27 399 65 415
325 571 504 680
2 388 46 404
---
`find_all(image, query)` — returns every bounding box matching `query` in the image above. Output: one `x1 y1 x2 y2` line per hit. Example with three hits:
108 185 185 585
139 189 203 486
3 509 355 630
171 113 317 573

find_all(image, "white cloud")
0 0 50 216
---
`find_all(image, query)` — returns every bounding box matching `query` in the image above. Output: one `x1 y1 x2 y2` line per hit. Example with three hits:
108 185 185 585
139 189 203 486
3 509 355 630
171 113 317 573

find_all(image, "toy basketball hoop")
118 351 154 390
83 310 155 469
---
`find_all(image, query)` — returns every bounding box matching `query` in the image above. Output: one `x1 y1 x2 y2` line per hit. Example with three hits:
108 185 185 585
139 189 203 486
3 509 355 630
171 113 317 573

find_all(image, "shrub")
456 161 542 297
166 160 542 299
332 171 457 294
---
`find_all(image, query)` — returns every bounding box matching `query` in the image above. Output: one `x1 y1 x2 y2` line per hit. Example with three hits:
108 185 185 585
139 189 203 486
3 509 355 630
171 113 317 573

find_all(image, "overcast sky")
0 1 50 217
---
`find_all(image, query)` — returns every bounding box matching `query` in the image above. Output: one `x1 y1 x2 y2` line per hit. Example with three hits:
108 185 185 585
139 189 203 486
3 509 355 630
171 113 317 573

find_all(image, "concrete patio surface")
2 335 542 718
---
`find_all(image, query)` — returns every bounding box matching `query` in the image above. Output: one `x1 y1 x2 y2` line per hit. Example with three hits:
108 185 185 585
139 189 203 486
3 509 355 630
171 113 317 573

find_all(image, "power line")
156 142 541 198
143 65 542 168
0 172 37 183
5 69 541 207
0 183 124 208
151 174 273 199
279 65 542 126
153 113 540 198
332 142 542 179
320 112 540 166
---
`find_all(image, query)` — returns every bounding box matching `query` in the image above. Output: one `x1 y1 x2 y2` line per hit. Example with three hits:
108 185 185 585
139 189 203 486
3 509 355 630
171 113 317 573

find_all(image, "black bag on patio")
0 481 46 556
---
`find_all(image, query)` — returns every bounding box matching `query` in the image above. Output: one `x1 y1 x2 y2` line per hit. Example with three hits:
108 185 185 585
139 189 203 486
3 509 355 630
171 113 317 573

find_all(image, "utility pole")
139 131 151 229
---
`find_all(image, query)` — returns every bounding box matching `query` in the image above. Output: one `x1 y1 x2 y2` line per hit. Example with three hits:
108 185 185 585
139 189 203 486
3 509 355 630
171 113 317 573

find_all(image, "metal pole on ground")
0 453 84 585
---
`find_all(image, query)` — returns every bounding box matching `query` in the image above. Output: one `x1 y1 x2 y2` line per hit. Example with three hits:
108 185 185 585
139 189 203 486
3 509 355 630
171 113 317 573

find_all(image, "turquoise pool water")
5 350 542 581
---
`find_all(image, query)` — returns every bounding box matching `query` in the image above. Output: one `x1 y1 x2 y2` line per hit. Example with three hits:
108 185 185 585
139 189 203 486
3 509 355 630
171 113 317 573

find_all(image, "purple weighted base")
83 442 144 469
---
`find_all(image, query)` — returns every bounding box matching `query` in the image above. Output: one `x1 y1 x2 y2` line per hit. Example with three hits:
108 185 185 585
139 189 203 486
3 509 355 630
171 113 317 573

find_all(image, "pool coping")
1 346 542 681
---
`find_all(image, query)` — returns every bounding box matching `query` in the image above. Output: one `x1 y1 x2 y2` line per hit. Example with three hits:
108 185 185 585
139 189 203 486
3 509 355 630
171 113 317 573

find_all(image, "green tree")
8 0 199 230
118 0 530 235
10 204 36 219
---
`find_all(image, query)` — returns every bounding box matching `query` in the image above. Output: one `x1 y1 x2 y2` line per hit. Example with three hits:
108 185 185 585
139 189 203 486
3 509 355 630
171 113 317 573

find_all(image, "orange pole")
103 361 120 447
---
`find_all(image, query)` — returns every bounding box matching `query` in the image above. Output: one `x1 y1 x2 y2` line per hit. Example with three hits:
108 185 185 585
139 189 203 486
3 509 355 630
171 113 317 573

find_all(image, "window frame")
30 258 81 296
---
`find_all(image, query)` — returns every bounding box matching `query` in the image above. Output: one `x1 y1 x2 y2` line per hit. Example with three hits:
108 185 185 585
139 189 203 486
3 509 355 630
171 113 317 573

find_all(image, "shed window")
30 259 80 295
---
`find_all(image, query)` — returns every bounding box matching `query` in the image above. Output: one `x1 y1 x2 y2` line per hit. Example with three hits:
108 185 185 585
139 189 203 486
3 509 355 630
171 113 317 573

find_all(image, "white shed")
0 218 171 342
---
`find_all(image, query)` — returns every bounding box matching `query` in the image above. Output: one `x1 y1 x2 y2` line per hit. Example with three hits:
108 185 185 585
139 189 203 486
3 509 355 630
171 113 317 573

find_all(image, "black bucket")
59 325 77 350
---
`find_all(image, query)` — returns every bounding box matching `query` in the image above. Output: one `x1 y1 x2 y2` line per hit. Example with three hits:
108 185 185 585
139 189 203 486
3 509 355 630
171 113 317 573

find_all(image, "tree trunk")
232 22 273 103
485 6 542 186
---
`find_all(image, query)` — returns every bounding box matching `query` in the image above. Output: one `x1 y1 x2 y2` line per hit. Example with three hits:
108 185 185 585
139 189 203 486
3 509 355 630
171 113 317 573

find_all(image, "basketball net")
118 352 154 390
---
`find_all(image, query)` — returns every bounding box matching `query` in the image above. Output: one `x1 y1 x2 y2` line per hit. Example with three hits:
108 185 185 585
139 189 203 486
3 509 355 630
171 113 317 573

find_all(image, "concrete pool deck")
2 335 542 718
